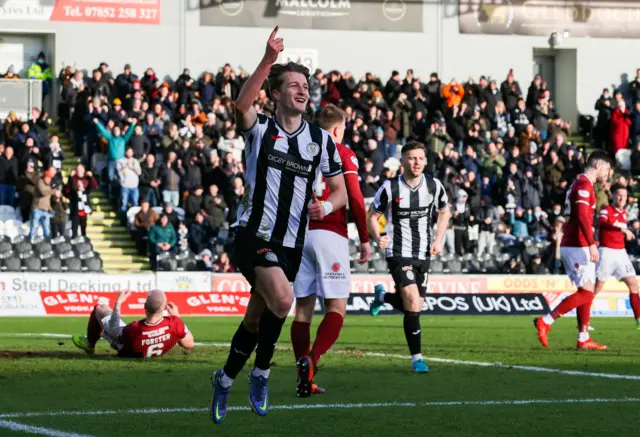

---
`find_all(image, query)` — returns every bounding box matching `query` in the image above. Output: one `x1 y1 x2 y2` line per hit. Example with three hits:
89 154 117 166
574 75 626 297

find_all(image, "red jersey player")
534 150 613 350
593 185 640 328
291 104 372 397
72 289 194 357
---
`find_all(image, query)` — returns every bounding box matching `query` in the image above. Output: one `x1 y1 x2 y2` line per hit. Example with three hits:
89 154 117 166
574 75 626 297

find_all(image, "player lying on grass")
591 185 640 329
368 142 451 373
534 150 613 350
291 104 372 397
73 289 194 357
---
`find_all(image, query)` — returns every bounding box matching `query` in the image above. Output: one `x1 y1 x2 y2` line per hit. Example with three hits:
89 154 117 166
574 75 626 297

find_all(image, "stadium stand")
2 63 640 274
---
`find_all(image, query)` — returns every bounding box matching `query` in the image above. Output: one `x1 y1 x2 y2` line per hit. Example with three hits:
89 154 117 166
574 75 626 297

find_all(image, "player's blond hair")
315 104 346 131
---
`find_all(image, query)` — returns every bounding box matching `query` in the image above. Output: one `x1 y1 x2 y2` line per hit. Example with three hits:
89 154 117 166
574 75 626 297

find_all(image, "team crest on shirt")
406 270 415 281
265 251 278 263
578 190 589 198
307 142 320 157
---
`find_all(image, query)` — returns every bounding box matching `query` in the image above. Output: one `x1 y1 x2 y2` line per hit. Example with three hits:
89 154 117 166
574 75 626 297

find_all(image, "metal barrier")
0 79 43 120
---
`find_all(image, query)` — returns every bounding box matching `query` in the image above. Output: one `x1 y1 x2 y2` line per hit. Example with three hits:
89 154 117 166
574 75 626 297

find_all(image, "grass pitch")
1 316 639 436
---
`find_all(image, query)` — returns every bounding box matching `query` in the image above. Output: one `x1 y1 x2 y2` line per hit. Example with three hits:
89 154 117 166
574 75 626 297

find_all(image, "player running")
368 142 451 373
72 289 194 357
534 150 613 350
291 104 372 397
593 184 640 328
210 27 346 424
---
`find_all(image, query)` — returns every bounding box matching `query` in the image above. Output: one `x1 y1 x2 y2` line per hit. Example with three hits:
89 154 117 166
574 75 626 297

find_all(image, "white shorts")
597 247 635 281
101 314 126 351
293 229 350 300
560 247 596 288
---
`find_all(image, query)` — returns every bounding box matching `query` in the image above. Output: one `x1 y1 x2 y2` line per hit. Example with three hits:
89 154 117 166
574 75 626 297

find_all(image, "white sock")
219 372 234 388
411 353 423 363
378 291 386 302
542 314 555 325
578 332 590 342
251 367 271 379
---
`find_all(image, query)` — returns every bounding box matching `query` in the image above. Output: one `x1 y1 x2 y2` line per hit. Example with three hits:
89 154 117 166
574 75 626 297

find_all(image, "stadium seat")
353 261 369 273
23 256 42 272
430 259 444 273
157 255 178 272
0 241 13 257
35 241 53 255
70 235 89 246
55 241 73 256
0 205 15 221
74 242 93 256
15 240 33 256
349 244 358 255
44 256 62 272
3 255 21 272
39 249 55 260
64 257 82 272
83 257 103 272
78 251 98 261
447 258 463 273
372 259 387 273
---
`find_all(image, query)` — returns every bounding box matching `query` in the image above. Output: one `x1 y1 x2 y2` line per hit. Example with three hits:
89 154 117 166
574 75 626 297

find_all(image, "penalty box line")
4 333 640 381
2 398 640 420
0 419 95 437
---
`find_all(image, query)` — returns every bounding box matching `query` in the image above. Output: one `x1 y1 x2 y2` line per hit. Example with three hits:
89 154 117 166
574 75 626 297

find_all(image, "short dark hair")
586 150 614 169
267 62 310 96
401 141 426 155
611 183 627 193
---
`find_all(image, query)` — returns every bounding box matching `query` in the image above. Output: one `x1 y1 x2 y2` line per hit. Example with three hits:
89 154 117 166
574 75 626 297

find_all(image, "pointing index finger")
269 26 279 41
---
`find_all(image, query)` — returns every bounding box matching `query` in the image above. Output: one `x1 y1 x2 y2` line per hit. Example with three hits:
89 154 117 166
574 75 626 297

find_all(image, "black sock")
254 308 287 370
223 322 258 379
384 292 405 312
403 311 421 356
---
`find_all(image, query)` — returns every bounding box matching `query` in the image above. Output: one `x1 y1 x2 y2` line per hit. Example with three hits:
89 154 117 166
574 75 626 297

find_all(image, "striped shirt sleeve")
434 178 449 210
320 132 343 177
373 180 390 214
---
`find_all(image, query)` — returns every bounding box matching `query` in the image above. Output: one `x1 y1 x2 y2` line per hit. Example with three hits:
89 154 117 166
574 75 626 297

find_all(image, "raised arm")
430 178 451 256
235 26 283 132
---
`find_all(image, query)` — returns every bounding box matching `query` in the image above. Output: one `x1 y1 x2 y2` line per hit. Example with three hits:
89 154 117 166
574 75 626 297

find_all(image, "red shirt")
118 316 188 358
309 143 369 243
561 174 596 248
599 204 628 249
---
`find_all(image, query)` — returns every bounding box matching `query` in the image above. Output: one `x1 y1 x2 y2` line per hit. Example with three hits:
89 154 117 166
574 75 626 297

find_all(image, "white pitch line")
5 333 640 382
0 419 95 437
1 398 640 420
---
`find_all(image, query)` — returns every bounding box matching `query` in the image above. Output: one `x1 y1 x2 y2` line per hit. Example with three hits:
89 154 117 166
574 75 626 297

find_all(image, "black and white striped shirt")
373 174 448 260
234 114 342 248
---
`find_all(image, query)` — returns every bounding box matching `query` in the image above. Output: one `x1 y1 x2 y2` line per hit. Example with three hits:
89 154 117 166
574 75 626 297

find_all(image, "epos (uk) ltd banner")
0 273 635 317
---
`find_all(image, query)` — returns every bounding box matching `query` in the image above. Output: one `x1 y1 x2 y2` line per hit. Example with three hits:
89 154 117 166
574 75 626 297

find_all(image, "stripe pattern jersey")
233 114 342 248
373 174 448 260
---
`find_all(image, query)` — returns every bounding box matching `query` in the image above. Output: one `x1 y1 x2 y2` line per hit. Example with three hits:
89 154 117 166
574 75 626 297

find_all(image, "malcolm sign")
198 0 423 32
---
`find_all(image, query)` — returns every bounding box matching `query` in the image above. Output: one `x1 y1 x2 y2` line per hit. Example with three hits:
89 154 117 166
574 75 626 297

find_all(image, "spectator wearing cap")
29 167 55 238
117 147 142 215
133 200 159 253
28 51 53 98
110 98 126 127
115 64 137 100
13 121 41 150
0 146 18 206
197 248 214 271
3 65 18 80
384 70 402 103
94 117 136 197
148 214 177 268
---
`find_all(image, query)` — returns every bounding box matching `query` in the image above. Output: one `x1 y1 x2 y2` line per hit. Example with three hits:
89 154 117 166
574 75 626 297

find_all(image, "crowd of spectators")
4 59 640 273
